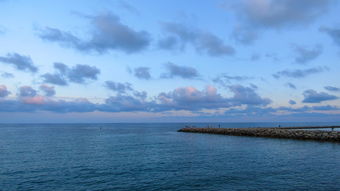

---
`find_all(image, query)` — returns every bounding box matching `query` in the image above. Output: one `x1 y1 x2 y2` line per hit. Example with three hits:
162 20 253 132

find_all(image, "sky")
0 0 340 123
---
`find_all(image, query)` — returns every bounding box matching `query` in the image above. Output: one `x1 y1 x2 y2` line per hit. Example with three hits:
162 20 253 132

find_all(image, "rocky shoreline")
178 126 340 142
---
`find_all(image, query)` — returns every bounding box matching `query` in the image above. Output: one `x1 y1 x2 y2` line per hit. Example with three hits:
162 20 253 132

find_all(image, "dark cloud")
39 98 97 113
286 82 296 89
1 72 14 78
302 89 338 103
54 62 69 73
0 53 38 73
232 0 333 29
228 85 271 106
213 74 253 87
0 97 97 113
289 100 296 105
221 104 340 120
41 73 68 86
67 64 100 83
0 85 10 97
38 27 83 50
18 86 37 97
105 81 132 94
104 81 148 107
158 36 178 50
133 67 151 80
159 22 235 57
161 62 199 79
324 86 340 92
320 26 340 47
38 13 151 54
39 85 56 97
101 95 150 112
42 62 100 85
293 44 322 64
133 90 147 100
195 33 235 56
311 105 340 111
273 66 327 79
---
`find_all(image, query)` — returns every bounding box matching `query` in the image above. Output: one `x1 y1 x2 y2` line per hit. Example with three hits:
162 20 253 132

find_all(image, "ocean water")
0 123 339 191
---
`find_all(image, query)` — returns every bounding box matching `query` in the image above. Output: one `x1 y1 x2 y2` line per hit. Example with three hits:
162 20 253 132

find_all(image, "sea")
0 122 339 191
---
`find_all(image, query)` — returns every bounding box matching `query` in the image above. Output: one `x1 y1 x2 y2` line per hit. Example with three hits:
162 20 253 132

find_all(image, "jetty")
178 126 340 142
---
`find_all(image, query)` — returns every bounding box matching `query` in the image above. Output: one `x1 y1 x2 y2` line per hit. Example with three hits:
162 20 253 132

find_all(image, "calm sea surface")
0 123 339 191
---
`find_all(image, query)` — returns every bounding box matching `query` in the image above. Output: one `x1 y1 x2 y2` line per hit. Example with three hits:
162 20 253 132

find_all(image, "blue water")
0 123 339 191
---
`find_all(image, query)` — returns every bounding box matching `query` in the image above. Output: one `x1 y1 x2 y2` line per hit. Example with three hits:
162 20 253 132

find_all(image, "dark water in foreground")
0 123 339 191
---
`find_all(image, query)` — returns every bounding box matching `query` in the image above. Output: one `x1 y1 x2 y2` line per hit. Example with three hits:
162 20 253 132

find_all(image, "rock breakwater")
178 127 340 142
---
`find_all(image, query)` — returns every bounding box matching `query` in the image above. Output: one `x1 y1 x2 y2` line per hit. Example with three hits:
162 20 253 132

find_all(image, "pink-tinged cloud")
22 96 46 105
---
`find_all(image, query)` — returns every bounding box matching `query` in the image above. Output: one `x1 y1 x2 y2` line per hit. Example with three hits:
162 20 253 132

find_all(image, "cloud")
67 64 100 83
41 73 68 86
0 53 38 73
0 97 97 113
231 26 258 45
293 44 322 64
155 85 271 111
213 74 253 87
54 62 69 73
324 86 340 92
195 33 235 56
228 85 272 106
286 82 296 89
220 104 340 120
39 85 56 97
1 72 14 78
159 22 235 56
38 13 151 54
118 0 140 15
18 86 37 97
302 89 338 103
133 90 147 100
0 85 10 97
231 0 333 29
224 0 334 44
2 84 338 118
104 81 148 103
42 62 100 85
101 95 150 112
158 36 178 50
105 81 132 94
289 100 296 105
161 62 199 79
251 53 261 61
320 26 340 47
156 86 232 111
273 66 327 79
133 67 151 80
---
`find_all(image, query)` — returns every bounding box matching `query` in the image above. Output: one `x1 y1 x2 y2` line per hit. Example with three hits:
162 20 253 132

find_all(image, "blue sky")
0 0 340 123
